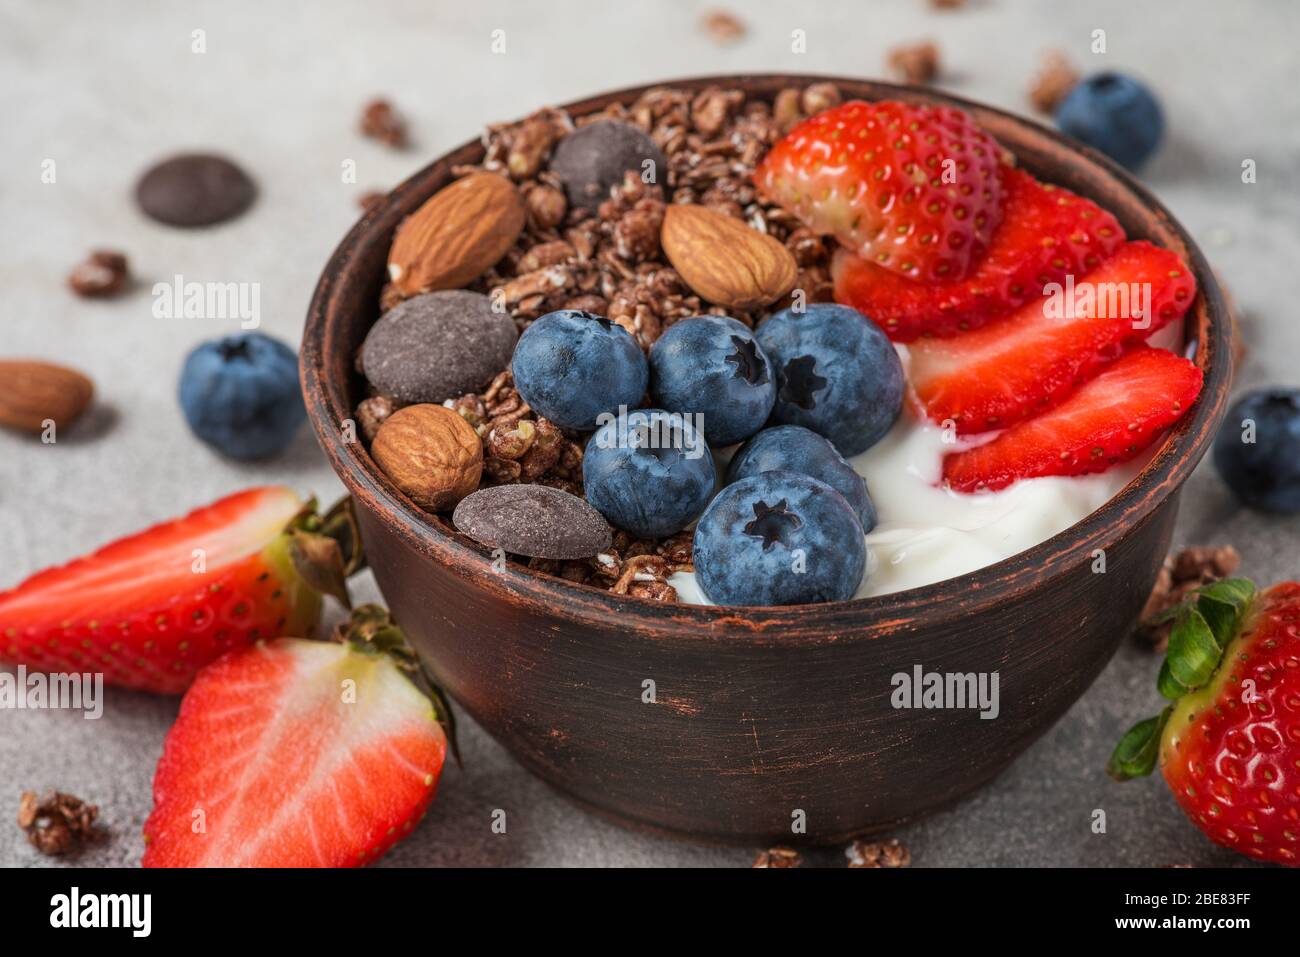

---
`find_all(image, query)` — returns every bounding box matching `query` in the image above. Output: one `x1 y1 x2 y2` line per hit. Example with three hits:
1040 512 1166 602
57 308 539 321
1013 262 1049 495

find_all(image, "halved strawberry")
942 347 1202 492
754 100 1006 282
0 487 358 694
833 166 1126 341
911 241 1197 434
1109 578 1300 867
143 606 449 867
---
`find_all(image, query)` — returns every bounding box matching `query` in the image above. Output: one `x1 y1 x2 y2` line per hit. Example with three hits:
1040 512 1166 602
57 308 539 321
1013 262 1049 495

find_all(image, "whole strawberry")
143 606 452 867
0 486 360 694
1109 578 1300 866
755 99 1006 283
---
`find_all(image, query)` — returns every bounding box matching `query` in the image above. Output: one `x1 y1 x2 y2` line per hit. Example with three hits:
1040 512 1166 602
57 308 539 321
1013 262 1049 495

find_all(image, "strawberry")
143 605 451 867
754 100 1006 282
832 166 1126 341
941 347 1203 492
911 241 1197 434
0 487 360 694
1109 578 1300 867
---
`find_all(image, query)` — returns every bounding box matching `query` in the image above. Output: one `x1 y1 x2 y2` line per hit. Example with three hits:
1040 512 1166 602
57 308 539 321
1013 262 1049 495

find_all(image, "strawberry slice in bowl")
833 166 1126 341
0 486 359 695
941 346 1203 493
911 240 1198 435
754 99 1006 283
142 606 451 867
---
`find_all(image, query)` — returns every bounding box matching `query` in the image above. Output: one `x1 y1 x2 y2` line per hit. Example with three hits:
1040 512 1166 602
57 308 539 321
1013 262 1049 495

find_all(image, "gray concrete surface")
2 0 1297 867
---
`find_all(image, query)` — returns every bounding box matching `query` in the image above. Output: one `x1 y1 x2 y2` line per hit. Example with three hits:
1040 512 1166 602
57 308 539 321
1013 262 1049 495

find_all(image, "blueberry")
511 310 649 431
649 315 775 446
726 425 876 532
1213 388 1300 513
1055 73 1164 171
583 409 715 538
693 471 866 606
178 332 304 461
754 303 903 456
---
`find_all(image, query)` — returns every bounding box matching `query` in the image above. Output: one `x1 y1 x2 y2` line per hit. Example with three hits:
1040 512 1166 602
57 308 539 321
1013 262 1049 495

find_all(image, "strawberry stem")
1107 577 1256 780
285 495 367 610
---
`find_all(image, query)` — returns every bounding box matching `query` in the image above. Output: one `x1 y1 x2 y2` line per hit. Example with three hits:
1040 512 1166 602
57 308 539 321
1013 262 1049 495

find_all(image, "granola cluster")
466 83 841 348
360 83 842 602
17 790 100 856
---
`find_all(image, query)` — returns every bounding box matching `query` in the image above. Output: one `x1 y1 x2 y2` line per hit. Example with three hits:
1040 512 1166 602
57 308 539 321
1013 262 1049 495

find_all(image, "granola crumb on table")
846 837 911 868
360 83 843 602
753 846 802 868
17 790 101 856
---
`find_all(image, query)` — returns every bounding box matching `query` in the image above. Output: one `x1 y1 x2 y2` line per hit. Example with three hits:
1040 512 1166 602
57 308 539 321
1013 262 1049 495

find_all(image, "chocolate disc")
136 153 257 227
361 290 518 405
453 485 613 560
551 120 668 212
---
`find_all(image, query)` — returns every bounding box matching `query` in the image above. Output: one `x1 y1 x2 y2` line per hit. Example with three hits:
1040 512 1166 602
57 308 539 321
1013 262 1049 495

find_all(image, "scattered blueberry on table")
178 332 305 460
511 309 649 431
1213 388 1300 513
649 315 776 447
583 409 716 539
755 303 904 457
693 470 866 606
1055 72 1164 171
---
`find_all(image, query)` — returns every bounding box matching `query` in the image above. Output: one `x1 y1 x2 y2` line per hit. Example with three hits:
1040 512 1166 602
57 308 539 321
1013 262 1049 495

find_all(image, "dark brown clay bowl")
302 75 1232 845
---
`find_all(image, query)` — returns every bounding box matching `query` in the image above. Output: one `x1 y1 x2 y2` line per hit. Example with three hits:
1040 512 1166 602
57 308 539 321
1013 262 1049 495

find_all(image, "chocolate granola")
359 83 841 602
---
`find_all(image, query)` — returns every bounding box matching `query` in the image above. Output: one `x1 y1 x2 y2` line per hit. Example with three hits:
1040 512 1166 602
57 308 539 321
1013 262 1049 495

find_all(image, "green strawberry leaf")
1195 578 1255 649
1107 706 1172 781
1157 659 1187 700
1165 608 1221 690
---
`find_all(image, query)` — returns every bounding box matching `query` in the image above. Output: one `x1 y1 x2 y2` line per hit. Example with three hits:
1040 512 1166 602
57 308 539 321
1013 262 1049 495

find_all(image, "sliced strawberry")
833 166 1126 341
754 100 1005 282
0 487 345 694
942 347 1203 492
142 609 448 867
911 241 1197 434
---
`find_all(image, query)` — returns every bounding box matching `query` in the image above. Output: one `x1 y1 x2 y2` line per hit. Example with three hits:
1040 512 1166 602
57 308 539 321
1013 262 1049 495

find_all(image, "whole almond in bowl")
387 171 525 298
661 204 797 310
370 404 483 512
0 359 94 435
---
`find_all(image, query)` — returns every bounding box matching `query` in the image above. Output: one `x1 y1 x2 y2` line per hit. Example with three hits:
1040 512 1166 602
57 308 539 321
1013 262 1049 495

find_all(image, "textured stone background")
2 0 1297 867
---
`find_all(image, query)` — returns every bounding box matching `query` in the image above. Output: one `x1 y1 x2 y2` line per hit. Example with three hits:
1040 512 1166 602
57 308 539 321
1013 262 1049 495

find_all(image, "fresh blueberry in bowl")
1055 72 1164 172
755 303 903 457
583 408 716 538
511 310 649 431
693 470 866 606
649 315 776 447
726 425 876 532
178 331 305 461
1213 388 1300 513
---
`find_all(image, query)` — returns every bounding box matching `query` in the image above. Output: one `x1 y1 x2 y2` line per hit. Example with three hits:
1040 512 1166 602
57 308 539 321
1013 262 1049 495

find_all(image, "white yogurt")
671 331 1179 605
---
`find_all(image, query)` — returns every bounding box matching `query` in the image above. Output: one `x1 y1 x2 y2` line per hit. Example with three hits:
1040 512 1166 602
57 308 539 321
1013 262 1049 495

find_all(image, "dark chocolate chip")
550 120 668 213
361 290 517 405
453 484 613 560
135 153 257 227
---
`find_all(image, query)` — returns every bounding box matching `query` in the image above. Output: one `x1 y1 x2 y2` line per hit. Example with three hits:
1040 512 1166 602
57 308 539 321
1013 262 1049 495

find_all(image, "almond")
387 171 526 298
660 205 797 310
0 360 94 435
371 404 483 512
